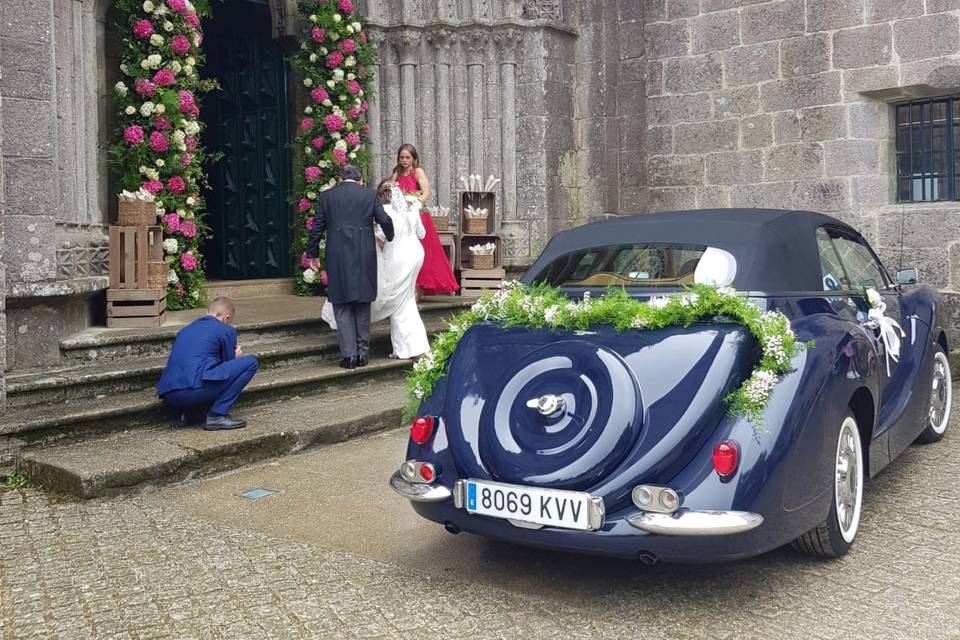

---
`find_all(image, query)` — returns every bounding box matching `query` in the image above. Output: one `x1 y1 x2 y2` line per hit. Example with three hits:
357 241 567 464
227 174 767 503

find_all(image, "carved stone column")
398 31 420 146
366 29 383 178
380 37 401 174
495 29 522 226
464 31 488 177
428 29 453 208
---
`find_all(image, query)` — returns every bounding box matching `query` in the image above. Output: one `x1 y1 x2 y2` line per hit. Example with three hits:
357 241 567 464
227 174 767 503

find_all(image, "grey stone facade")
644 0 960 340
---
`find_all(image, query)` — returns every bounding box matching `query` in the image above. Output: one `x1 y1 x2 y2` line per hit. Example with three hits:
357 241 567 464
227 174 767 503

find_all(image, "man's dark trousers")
161 355 259 416
333 302 371 359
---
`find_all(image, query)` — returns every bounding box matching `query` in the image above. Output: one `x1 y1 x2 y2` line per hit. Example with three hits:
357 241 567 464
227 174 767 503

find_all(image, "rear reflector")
712 440 739 478
410 416 435 444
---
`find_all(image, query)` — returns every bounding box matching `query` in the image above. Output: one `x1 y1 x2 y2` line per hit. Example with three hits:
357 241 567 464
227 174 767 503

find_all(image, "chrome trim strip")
453 479 465 509
389 471 452 503
627 510 763 536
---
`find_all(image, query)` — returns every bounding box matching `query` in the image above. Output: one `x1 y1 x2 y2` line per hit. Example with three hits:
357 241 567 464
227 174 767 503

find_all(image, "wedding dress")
321 187 430 359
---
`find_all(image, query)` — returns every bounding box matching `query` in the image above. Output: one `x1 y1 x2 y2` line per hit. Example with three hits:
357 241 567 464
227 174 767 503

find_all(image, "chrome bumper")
627 510 763 536
389 471 452 503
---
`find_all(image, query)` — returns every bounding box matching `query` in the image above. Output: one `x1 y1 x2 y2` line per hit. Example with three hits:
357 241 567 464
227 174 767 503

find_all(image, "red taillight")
410 416 435 445
419 464 434 482
712 440 739 478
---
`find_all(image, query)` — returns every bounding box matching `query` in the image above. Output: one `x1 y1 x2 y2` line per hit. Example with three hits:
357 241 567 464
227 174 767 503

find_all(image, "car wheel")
791 411 864 558
915 345 952 444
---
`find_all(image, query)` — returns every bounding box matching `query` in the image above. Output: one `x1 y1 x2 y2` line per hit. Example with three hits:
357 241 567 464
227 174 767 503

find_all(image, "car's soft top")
522 208 859 293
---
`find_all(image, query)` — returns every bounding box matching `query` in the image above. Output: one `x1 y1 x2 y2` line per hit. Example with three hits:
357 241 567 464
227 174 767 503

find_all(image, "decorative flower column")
291 0 378 296
110 0 214 310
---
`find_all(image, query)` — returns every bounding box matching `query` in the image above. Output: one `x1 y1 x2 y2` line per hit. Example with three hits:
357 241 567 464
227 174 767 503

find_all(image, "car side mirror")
897 268 919 285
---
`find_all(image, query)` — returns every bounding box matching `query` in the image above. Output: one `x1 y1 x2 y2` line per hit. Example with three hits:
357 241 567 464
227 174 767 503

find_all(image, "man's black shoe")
339 357 356 369
204 414 246 430
356 354 368 367
176 412 205 428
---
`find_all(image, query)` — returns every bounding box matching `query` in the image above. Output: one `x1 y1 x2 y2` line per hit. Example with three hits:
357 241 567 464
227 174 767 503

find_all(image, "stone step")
19 377 408 498
6 318 441 410
0 356 413 448
58 299 464 368
204 278 295 300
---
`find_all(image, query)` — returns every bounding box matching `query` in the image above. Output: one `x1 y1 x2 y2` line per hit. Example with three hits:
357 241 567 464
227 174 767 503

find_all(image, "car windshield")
531 243 737 289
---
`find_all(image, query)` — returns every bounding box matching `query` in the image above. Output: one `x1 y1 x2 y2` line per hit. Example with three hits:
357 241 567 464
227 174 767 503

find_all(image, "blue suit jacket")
157 316 238 397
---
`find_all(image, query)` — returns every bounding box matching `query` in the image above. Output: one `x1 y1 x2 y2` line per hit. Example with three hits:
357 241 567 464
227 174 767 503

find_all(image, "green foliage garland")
109 0 216 310
291 0 378 296
404 283 807 428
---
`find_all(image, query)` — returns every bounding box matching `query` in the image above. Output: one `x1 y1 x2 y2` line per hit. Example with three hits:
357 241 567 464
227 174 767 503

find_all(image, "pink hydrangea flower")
325 51 344 69
310 88 329 104
185 12 200 29
153 69 176 86
154 116 172 130
360 100 369 113
345 132 360 146
185 136 197 151
338 0 354 12
321 271 328 285
332 148 347 166
135 79 156 97
133 19 154 39
300 117 314 132
143 180 164 194
179 220 197 238
311 27 326 43
359 32 368 44
180 252 197 272
124 125 145 145
324 114 344 132
178 90 199 116
311 136 325 151
300 252 311 269
171 35 191 56
149 131 169 153
162 212 181 232
182 153 192 166
340 38 356 54
347 80 361 95
361 123 370 135
298 198 312 212
348 107 360 120
166 0 187 13
305 216 314 231
167 176 186 193
305 166 322 182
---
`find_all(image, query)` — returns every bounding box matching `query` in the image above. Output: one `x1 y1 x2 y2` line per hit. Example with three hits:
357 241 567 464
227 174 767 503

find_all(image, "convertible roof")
521 209 861 292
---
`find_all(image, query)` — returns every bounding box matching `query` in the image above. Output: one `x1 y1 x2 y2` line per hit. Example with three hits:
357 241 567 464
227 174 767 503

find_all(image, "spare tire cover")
478 339 644 490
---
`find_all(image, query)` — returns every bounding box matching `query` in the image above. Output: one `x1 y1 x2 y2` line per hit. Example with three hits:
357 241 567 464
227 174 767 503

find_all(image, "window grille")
895 97 960 203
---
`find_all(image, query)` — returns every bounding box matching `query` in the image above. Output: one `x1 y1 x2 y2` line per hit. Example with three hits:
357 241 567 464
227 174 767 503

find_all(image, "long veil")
374 186 419 313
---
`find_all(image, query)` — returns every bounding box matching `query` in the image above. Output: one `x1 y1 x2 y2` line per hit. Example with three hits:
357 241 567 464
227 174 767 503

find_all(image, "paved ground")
2 400 960 639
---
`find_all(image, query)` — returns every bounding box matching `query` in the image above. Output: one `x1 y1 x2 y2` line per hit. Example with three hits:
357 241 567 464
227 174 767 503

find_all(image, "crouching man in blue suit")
157 297 259 430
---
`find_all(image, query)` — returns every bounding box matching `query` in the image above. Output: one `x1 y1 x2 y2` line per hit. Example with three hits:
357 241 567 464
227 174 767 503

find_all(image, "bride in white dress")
321 182 430 359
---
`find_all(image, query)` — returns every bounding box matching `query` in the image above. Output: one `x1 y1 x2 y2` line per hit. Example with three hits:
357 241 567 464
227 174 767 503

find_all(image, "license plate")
463 479 601 531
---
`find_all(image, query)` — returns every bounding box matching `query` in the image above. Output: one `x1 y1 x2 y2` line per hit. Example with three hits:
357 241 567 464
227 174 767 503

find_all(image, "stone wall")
0 31 6 407
644 0 960 341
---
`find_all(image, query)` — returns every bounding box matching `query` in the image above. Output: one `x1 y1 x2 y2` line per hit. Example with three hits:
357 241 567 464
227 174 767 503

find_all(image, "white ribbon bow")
863 302 906 377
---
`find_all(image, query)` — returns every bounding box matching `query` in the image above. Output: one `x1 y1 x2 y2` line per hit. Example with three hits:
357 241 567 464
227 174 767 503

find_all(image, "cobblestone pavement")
3 401 960 639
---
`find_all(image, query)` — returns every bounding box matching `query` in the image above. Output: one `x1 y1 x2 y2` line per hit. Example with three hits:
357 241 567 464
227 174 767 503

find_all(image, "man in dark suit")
156 297 259 430
307 164 395 368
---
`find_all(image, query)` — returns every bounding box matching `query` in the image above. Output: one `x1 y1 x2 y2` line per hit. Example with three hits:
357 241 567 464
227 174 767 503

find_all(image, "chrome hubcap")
835 418 862 543
929 351 952 435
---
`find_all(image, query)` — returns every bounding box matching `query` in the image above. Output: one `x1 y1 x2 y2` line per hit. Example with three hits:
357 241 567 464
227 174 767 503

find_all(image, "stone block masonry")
645 1 960 343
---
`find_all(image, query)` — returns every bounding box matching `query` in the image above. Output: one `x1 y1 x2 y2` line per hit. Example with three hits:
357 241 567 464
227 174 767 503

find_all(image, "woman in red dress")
389 144 459 296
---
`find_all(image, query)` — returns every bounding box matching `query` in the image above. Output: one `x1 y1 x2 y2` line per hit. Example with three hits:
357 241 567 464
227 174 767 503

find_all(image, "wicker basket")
464 217 488 234
431 215 449 231
469 253 495 270
118 198 157 226
147 261 169 289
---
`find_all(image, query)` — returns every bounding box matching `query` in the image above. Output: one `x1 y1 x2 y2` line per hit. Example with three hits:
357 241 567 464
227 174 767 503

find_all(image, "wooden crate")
106 288 167 328
108 226 164 289
460 267 505 298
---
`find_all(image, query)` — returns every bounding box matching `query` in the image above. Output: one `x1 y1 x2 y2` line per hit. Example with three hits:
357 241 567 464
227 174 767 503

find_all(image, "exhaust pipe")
444 522 461 535
637 551 659 565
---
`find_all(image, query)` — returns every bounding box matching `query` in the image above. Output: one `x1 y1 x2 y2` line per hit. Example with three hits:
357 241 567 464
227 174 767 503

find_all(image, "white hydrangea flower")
309 53 318 63
333 69 345 81
167 269 179 284
163 20 174 32
163 238 179 254
154 3 167 14
155 159 165 167
115 81 128 96
183 65 195 77
326 80 336 89
335 139 348 151
183 120 200 136
185 56 195 67
145 169 160 180
333 13 343 22
149 34 164 47
170 61 181 73
139 165 148 174
322 98 333 107
125 105 136 115
172 130 186 143
143 0 155 11
186 196 196 206
351 21 362 32
309 14 317 22
345 56 356 68
140 101 156 116
154 104 165 114
303 77 313 87
302 268 317 284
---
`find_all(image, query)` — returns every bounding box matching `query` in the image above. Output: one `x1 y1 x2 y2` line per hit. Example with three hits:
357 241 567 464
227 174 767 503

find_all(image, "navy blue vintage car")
389 209 952 562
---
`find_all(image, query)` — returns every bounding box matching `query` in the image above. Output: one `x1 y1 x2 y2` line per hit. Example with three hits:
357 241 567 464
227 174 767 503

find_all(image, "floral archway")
109 0 376 309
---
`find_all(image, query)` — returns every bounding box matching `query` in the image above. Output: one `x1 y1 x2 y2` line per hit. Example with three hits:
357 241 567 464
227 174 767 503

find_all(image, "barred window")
895 97 960 203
